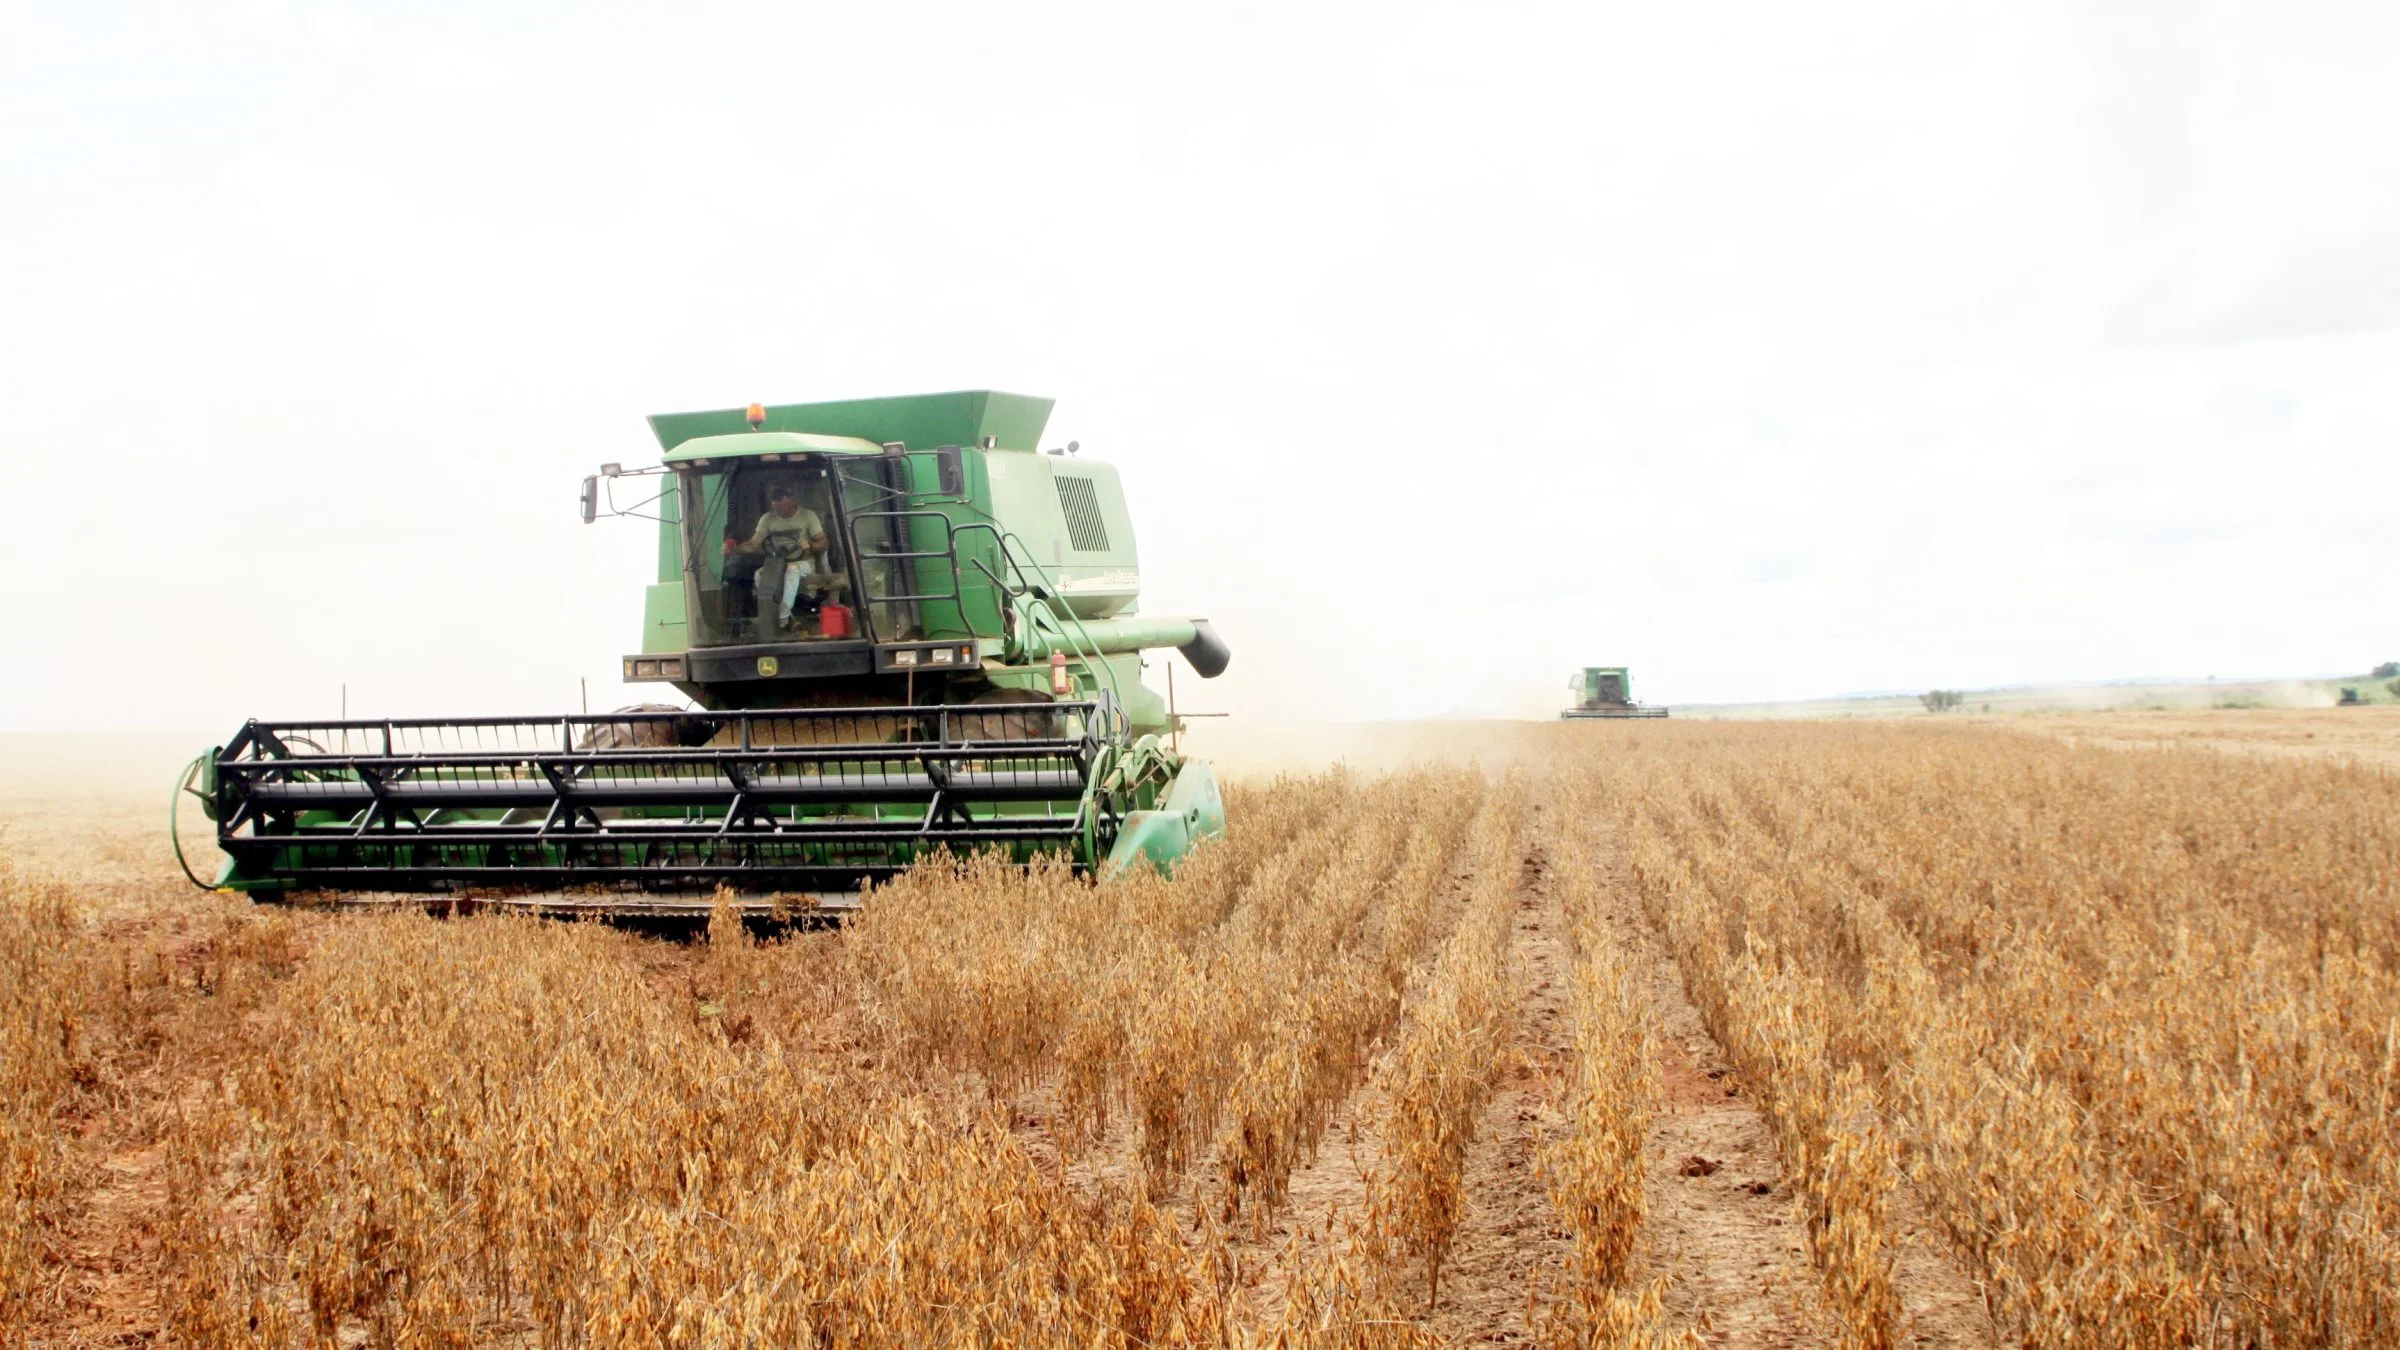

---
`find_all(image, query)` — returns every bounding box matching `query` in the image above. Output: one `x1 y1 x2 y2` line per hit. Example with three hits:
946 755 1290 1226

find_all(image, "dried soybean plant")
848 765 1492 1215
1359 775 1526 1305
1534 770 1676 1342
149 768 1471 1345
1214 770 1482 1220
1601 738 1914 1347
25 722 2394 1348
1594 720 2400 1348
845 771 1357 1128
162 909 1232 1346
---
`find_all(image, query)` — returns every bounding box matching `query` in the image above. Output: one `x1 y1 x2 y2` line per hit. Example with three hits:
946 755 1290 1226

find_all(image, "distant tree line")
1920 690 1966 714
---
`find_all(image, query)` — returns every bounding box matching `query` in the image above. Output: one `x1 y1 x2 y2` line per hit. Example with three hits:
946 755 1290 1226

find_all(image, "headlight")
894 649 919 667
633 659 660 678
930 647 954 665
661 658 686 679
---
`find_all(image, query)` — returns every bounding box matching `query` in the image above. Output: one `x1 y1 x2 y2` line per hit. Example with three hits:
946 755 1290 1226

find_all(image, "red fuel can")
820 602 853 638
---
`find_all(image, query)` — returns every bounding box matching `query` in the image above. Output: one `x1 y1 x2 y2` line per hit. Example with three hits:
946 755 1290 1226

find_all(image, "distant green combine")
1561 667 1667 719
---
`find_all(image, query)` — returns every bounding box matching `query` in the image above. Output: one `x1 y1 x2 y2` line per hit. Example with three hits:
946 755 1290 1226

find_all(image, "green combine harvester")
175 391 1231 918
1560 666 1667 719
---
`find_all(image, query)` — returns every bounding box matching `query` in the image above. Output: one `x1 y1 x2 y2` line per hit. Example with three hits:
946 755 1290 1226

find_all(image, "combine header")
176 391 1230 919
1560 666 1667 719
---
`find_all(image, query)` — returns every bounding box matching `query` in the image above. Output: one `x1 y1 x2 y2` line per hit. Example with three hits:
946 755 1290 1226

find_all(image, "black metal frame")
213 701 1125 897
679 455 891 652
846 508 973 611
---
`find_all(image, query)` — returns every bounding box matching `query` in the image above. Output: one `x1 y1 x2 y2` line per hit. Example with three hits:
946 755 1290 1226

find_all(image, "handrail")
847 507 987 630
950 523 1125 707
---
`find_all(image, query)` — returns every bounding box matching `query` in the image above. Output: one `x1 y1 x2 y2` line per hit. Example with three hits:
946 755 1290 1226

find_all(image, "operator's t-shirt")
745 507 823 560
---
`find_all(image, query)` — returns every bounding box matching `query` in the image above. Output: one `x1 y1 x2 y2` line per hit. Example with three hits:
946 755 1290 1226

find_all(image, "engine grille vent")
1054 475 1111 553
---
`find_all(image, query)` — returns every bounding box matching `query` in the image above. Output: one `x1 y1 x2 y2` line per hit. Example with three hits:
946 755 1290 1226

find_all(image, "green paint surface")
641 584 685 655
1103 757 1225 877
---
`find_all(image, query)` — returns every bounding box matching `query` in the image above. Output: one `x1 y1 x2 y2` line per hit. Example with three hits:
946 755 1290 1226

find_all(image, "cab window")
682 459 859 645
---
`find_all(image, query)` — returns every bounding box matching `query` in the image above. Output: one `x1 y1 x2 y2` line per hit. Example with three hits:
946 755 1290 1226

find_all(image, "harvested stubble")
1 855 78 1324
2 849 301 1334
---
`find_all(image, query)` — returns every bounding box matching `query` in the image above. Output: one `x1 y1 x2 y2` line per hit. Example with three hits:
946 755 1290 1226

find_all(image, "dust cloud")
1178 718 1597 781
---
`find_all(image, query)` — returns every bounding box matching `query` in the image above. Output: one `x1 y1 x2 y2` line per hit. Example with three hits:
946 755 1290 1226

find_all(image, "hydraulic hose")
169 753 216 890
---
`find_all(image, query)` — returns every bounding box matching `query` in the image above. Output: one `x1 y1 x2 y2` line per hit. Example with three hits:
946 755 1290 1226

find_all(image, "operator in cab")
729 482 830 637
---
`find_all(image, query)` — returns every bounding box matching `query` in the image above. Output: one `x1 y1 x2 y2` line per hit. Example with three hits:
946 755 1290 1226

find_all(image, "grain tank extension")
176 391 1231 918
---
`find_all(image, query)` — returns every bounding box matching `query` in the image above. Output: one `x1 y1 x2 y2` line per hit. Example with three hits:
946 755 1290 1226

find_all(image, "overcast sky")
2 0 2394 730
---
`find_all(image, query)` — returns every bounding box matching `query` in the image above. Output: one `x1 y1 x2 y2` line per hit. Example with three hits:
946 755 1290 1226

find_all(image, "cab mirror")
579 475 600 524
935 445 965 496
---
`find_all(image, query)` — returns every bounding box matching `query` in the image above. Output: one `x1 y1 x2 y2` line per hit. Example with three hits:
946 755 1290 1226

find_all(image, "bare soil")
1202 848 1486 1332
1412 839 1576 1343
1589 848 1828 1346
1589 842 1997 1348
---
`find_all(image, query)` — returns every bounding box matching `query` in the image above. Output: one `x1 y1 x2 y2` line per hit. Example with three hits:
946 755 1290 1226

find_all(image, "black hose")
169 754 217 890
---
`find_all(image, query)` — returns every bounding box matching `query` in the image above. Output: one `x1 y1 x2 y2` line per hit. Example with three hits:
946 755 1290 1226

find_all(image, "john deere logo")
756 656 780 677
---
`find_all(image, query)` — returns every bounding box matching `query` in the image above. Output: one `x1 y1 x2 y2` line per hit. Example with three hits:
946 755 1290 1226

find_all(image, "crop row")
11 720 2391 1344
1590 721 2400 1346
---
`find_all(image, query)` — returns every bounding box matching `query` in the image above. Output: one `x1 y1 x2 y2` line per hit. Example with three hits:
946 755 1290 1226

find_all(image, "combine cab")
1560 666 1667 720
176 391 1230 919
